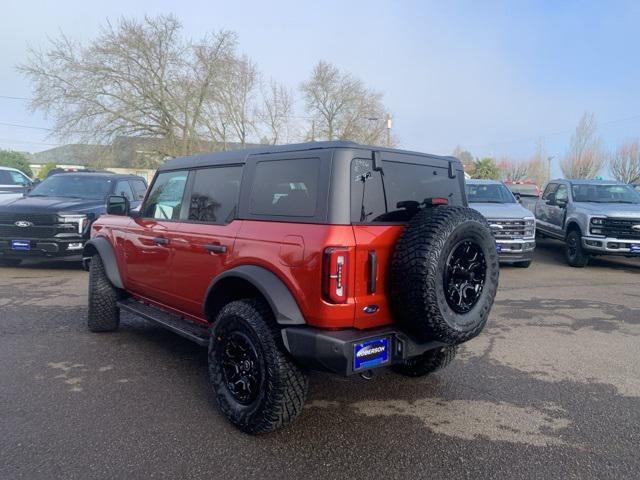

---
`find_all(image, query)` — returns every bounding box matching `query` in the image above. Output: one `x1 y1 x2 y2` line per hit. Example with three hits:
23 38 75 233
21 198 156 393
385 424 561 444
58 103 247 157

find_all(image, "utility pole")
547 156 554 183
386 115 392 147
311 119 315 142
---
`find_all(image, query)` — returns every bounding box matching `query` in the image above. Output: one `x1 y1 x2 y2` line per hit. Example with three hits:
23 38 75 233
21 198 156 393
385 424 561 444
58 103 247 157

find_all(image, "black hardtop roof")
159 141 460 171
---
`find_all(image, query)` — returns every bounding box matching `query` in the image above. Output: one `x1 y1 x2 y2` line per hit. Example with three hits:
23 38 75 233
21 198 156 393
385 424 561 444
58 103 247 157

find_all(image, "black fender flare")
205 265 305 325
82 237 124 289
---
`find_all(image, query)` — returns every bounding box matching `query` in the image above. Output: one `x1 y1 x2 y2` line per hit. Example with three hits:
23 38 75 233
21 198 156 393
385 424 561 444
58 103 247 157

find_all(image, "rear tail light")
323 247 349 303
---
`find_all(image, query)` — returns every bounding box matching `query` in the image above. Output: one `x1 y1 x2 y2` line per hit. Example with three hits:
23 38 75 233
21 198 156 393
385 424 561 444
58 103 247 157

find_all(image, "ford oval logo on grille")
14 220 33 228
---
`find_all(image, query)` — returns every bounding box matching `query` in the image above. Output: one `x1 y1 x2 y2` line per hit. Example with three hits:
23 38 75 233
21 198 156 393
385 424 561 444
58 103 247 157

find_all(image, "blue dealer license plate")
11 240 31 251
353 337 389 371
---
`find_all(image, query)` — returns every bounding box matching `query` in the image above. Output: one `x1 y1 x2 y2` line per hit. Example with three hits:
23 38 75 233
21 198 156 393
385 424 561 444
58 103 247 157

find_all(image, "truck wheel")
209 299 308 434
566 230 589 267
390 206 499 345
0 258 22 267
392 346 458 377
87 254 120 332
513 260 532 268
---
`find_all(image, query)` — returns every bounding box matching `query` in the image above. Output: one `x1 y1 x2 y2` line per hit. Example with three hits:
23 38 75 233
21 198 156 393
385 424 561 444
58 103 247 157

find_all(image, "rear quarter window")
249 158 319 217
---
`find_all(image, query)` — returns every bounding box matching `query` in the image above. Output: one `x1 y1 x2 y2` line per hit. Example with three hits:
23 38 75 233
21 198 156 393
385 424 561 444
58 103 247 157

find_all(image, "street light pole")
547 156 554 182
386 115 392 147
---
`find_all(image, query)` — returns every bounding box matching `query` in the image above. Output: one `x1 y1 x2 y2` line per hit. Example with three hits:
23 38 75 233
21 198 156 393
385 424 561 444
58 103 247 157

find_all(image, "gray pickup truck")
531 179 640 267
466 179 536 267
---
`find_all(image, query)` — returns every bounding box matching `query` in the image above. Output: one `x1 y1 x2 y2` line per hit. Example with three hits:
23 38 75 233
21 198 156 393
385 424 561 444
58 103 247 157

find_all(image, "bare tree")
498 157 529 181
300 61 393 145
260 80 295 145
560 112 606 179
527 138 550 188
451 146 474 172
609 139 640 184
19 15 238 161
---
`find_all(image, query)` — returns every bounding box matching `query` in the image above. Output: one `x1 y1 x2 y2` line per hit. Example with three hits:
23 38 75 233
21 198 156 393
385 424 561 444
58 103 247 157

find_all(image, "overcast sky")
2 0 639 177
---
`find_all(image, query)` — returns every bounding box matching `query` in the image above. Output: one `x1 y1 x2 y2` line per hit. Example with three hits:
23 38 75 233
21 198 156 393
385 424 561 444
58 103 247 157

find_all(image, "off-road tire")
390 206 499 345
0 258 22 267
392 346 458 377
209 299 308 434
513 260 532 268
566 230 589 267
87 254 120 332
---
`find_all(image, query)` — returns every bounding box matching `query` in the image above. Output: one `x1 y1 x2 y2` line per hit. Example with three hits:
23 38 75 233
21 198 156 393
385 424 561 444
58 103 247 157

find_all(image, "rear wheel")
87 254 120 332
209 299 308 434
392 346 458 377
566 230 589 267
0 258 22 267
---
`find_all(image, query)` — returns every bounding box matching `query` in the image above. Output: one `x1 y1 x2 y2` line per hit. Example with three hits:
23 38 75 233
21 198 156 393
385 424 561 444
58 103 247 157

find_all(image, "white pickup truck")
466 179 536 268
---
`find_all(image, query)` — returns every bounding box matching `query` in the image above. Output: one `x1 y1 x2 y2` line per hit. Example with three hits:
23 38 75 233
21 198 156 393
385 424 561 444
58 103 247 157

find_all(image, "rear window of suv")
351 159 462 223
249 158 319 217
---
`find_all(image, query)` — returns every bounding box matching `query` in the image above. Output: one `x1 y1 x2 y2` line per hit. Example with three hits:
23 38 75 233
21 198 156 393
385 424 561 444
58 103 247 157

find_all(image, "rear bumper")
0 237 85 261
582 236 640 255
281 326 446 376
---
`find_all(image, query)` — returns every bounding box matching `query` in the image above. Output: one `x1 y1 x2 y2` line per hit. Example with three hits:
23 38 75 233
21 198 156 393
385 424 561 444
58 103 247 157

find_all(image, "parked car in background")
0 166 33 197
0 172 146 266
82 141 499 433
533 179 640 267
466 179 536 267
504 180 541 200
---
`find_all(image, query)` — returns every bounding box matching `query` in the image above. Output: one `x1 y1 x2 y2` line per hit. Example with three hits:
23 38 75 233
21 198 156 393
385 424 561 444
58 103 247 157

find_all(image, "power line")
0 95 30 101
469 113 640 150
0 121 52 131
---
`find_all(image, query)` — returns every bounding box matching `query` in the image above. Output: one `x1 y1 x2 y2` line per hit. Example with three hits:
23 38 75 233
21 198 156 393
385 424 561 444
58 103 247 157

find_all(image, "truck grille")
0 213 62 239
487 218 531 240
602 218 640 240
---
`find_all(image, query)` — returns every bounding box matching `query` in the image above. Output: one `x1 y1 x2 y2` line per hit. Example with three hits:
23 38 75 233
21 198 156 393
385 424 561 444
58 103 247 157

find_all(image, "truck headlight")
590 217 606 235
58 214 88 234
524 217 535 237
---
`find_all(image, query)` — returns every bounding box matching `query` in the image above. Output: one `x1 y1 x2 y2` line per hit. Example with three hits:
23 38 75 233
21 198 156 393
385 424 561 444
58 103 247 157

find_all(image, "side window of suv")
187 166 242 224
350 159 386 222
142 170 188 220
114 180 134 201
249 158 319 217
9 171 30 185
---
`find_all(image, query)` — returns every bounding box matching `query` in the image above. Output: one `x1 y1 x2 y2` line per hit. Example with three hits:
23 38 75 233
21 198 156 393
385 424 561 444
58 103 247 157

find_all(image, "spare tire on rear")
390 206 499 345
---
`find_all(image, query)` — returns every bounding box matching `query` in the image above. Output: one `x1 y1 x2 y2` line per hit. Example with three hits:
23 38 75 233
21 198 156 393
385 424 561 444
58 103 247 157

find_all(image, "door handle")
204 244 227 254
153 236 169 246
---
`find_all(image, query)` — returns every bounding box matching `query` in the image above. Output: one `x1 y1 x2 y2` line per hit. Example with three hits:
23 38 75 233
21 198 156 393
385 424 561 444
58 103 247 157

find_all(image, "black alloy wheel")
220 331 262 405
443 240 487 314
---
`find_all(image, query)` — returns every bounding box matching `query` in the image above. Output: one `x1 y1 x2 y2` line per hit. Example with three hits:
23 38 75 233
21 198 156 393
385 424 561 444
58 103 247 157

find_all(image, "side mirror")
106 195 130 216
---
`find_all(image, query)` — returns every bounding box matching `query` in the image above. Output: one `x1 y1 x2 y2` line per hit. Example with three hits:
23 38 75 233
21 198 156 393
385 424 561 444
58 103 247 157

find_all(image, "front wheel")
566 230 589 267
392 346 458 377
87 254 120 332
209 299 308 434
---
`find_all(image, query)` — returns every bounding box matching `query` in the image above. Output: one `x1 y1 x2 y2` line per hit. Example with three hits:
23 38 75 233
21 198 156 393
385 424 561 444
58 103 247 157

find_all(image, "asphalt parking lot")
1 238 639 480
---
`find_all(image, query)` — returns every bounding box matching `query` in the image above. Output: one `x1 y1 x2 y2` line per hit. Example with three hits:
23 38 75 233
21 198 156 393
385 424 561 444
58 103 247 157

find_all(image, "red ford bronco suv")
83 141 499 433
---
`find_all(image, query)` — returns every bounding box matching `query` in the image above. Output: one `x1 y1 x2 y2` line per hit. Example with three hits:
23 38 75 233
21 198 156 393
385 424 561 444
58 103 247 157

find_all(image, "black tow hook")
359 369 375 380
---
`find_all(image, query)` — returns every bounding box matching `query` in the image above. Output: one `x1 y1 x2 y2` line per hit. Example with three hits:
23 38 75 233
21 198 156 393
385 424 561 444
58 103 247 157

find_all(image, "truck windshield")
571 184 640 203
28 175 113 200
466 183 516 204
